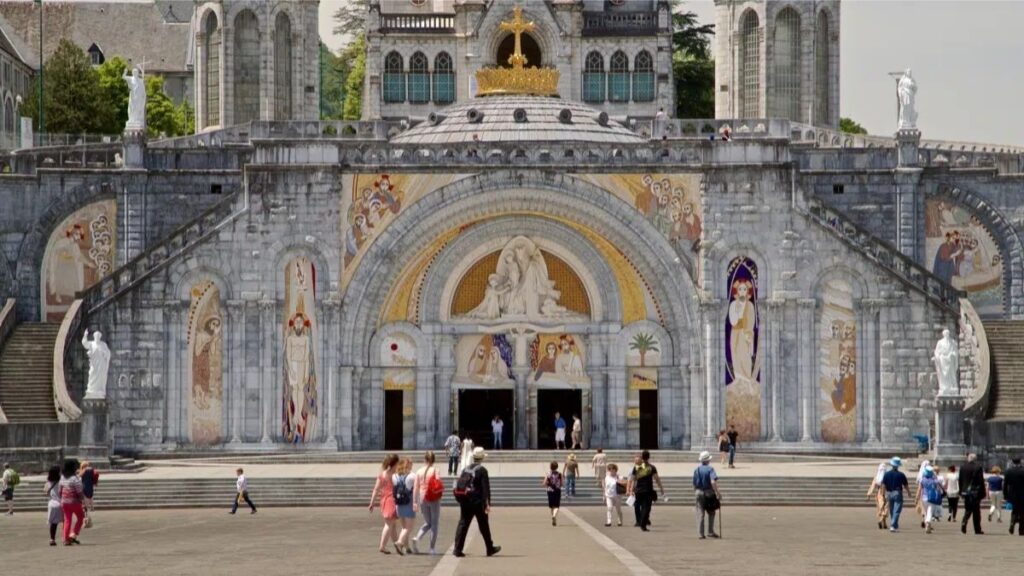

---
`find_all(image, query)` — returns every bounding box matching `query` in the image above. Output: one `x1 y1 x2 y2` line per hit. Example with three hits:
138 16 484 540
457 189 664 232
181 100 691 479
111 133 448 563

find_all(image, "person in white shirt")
231 468 257 514
491 416 504 450
603 463 625 527
945 465 960 522
592 448 608 488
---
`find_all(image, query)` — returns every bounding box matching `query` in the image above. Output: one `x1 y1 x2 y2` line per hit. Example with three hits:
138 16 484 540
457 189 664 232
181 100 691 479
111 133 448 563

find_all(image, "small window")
832 184 844 195
87 44 105 66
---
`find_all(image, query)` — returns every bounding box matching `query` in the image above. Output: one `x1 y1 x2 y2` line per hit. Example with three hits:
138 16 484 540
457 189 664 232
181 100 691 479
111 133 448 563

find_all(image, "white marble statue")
897 68 917 130
933 328 959 396
123 67 147 131
82 328 111 400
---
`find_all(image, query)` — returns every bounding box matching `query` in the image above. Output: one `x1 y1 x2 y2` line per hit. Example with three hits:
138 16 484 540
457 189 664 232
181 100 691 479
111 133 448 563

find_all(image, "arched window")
739 10 760 118
233 10 260 124
204 12 221 127
383 51 405 103
815 10 830 125
433 52 455 104
582 51 605 103
608 50 629 103
632 50 655 102
770 8 801 122
3 98 12 136
408 52 430 104
274 12 293 120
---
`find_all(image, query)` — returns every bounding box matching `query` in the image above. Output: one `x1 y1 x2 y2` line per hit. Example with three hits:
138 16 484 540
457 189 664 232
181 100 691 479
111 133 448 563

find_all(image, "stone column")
861 299 883 443
338 365 354 450
587 335 607 449
797 298 817 442
162 300 186 447
435 334 455 449
321 296 340 449
764 299 784 443
894 130 923 260
513 367 530 448
415 366 435 449
258 300 275 445
226 300 243 446
701 299 723 445
353 366 365 450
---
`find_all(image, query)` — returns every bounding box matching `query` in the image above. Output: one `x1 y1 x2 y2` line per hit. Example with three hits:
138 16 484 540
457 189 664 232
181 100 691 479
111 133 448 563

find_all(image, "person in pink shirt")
59 459 85 545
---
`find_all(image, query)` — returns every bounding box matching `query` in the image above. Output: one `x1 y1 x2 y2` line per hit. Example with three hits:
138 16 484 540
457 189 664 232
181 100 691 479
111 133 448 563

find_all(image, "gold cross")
499 6 535 69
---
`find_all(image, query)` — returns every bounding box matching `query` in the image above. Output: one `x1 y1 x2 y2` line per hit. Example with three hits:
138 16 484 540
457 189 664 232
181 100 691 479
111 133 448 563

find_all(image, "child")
543 461 563 526
604 463 625 527
231 468 257 514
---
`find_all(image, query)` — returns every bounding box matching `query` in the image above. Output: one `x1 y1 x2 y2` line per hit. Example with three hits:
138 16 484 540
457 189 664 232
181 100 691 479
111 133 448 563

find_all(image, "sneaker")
552 517 557 526
411 537 420 555
709 533 720 539
49 540 56 546
988 512 993 522
429 548 437 556
605 523 612 527
229 511 236 515
699 535 706 540
617 522 622 527
453 551 466 558
486 545 501 557
250 509 257 515
961 523 967 534
926 524 933 534
889 527 897 533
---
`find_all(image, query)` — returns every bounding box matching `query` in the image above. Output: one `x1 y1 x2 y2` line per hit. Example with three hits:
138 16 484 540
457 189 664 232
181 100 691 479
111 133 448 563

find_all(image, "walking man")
693 451 721 539
882 456 912 532
491 416 503 450
571 414 583 450
230 468 257 515
958 453 987 535
1 462 16 516
554 412 567 450
444 430 461 476
452 447 500 557
1004 457 1024 535
627 450 665 532
726 424 739 469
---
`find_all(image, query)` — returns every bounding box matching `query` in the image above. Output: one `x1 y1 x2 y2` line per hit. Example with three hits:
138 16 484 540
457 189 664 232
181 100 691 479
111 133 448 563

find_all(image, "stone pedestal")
122 129 146 169
20 117 33 149
896 128 921 167
934 394 967 464
76 398 111 462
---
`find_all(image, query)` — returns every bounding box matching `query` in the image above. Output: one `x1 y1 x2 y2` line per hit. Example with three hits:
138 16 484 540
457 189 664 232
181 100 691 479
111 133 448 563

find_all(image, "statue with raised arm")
897 68 917 130
123 67 147 131
933 328 959 396
82 328 111 400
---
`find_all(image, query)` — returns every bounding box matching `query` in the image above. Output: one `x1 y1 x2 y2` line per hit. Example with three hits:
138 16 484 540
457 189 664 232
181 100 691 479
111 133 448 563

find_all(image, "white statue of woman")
82 328 111 399
123 67 147 131
897 68 917 130
933 328 959 396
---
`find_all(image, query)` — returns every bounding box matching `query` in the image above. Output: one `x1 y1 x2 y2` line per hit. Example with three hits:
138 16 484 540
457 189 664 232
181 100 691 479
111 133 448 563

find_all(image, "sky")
319 0 1024 145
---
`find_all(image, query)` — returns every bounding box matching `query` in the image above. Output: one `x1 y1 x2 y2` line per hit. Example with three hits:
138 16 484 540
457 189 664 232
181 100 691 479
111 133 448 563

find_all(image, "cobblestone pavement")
0 505 1020 575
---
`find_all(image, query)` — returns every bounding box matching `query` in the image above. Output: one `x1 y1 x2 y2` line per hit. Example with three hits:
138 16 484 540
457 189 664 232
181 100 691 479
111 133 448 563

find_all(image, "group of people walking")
867 453 1024 536
42 459 99 546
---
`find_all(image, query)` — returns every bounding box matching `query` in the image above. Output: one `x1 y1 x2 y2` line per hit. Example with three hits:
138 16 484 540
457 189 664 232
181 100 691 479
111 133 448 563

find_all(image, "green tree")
321 42 347 120
333 0 369 38
671 4 716 119
145 75 181 137
21 39 111 134
175 100 195 136
839 117 868 135
629 333 660 367
341 34 366 120
96 56 130 134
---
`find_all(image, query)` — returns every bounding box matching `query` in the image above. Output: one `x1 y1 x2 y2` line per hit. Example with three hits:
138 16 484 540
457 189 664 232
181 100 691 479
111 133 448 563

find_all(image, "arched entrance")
497 33 541 68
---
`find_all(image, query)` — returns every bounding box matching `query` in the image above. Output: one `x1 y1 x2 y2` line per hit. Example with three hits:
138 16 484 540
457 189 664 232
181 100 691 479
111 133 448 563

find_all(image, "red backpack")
424 469 445 502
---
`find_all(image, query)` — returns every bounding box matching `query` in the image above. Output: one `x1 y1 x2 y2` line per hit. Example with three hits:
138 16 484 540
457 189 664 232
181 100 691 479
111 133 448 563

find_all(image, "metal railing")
582 11 659 36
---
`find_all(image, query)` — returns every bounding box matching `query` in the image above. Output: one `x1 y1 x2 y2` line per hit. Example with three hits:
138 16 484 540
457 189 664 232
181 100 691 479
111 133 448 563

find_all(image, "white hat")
472 447 487 461
699 451 712 463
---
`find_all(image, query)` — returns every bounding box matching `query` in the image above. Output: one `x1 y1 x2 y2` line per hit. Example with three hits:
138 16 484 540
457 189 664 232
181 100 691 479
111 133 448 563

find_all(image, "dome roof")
390 96 646 146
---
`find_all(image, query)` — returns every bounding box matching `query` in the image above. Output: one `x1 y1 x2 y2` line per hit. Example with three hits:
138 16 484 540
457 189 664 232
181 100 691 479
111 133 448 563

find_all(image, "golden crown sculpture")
475 7 560 97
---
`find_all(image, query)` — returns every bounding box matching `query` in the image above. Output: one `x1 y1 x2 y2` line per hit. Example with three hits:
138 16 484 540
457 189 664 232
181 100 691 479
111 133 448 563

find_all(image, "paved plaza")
1 505 1020 575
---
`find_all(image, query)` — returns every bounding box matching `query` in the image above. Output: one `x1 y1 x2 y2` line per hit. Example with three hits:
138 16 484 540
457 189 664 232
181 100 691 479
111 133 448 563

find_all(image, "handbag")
626 494 636 507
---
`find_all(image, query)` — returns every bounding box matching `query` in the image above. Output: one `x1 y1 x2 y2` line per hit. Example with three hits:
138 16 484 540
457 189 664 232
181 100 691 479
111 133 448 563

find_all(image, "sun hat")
472 447 487 461
568 453 577 461
699 451 712 463
923 466 934 478
890 456 902 468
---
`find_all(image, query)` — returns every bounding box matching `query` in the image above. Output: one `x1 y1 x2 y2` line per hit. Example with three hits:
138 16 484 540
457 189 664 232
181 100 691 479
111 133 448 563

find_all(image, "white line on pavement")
561 509 662 576
427 530 474 576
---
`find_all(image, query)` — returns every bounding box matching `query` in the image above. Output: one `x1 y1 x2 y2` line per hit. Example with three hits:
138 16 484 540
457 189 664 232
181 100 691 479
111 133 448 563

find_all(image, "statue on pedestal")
897 68 918 130
82 328 111 400
123 67 147 132
933 328 959 396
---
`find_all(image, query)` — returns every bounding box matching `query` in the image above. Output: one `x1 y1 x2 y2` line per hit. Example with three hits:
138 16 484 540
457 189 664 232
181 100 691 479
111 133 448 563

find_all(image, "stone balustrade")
53 300 83 423
0 298 14 424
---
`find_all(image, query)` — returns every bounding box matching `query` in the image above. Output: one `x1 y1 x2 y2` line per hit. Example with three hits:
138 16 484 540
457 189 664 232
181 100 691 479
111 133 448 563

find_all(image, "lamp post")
35 0 43 135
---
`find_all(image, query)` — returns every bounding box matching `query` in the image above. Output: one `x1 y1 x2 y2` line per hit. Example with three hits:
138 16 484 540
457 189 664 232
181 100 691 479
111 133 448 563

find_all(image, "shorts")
555 429 566 442
2 488 12 501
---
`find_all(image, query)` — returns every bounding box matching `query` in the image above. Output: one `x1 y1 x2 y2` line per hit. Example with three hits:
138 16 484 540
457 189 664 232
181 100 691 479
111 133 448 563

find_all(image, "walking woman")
988 466 1005 523
413 451 443 555
867 462 888 529
544 461 564 526
393 457 417 554
44 466 62 546
718 430 730 466
945 465 960 522
368 453 401 555
59 459 85 545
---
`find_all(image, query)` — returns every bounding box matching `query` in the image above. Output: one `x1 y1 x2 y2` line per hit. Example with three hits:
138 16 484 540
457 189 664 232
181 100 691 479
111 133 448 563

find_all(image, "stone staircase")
985 320 1024 420
0 323 60 422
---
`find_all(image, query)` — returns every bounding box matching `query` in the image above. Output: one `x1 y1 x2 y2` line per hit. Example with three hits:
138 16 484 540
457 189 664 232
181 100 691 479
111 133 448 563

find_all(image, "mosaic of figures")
925 199 1005 316
454 334 514 386
341 173 470 289
282 257 319 443
40 200 116 321
724 257 761 442
818 279 856 443
531 333 588 387
187 281 223 446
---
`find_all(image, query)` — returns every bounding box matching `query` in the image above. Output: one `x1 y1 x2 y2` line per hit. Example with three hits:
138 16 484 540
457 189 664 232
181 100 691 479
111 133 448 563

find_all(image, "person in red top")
59 459 85 545
368 454 401 555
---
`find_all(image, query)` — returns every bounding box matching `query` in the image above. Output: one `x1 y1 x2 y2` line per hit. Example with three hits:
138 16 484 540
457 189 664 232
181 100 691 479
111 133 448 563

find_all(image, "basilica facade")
1 0 1022 457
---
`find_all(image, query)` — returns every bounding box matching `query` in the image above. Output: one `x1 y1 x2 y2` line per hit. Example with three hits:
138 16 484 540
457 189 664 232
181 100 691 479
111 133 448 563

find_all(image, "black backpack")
453 465 480 503
393 474 412 506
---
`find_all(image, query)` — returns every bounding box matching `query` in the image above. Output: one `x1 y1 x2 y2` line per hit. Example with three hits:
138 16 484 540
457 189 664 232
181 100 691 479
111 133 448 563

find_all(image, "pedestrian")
44 465 62 546
369 453 402 555
554 412 567 450
452 447 500 558
592 448 608 488
918 465 945 534
987 465 1005 523
458 437 475 474
717 430 730 466
231 467 257 515
727 425 739 468
945 465 960 522
59 459 85 545
413 451 444 555
604 463 625 527
915 459 931 528
79 460 99 527
866 462 889 529
393 457 417 554
543 461 563 526
563 453 579 498
693 451 722 539
958 453 987 535
1004 457 1024 536
627 450 665 532
881 456 911 533
491 416 504 450
444 430 462 476
571 414 583 450
1 462 17 516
